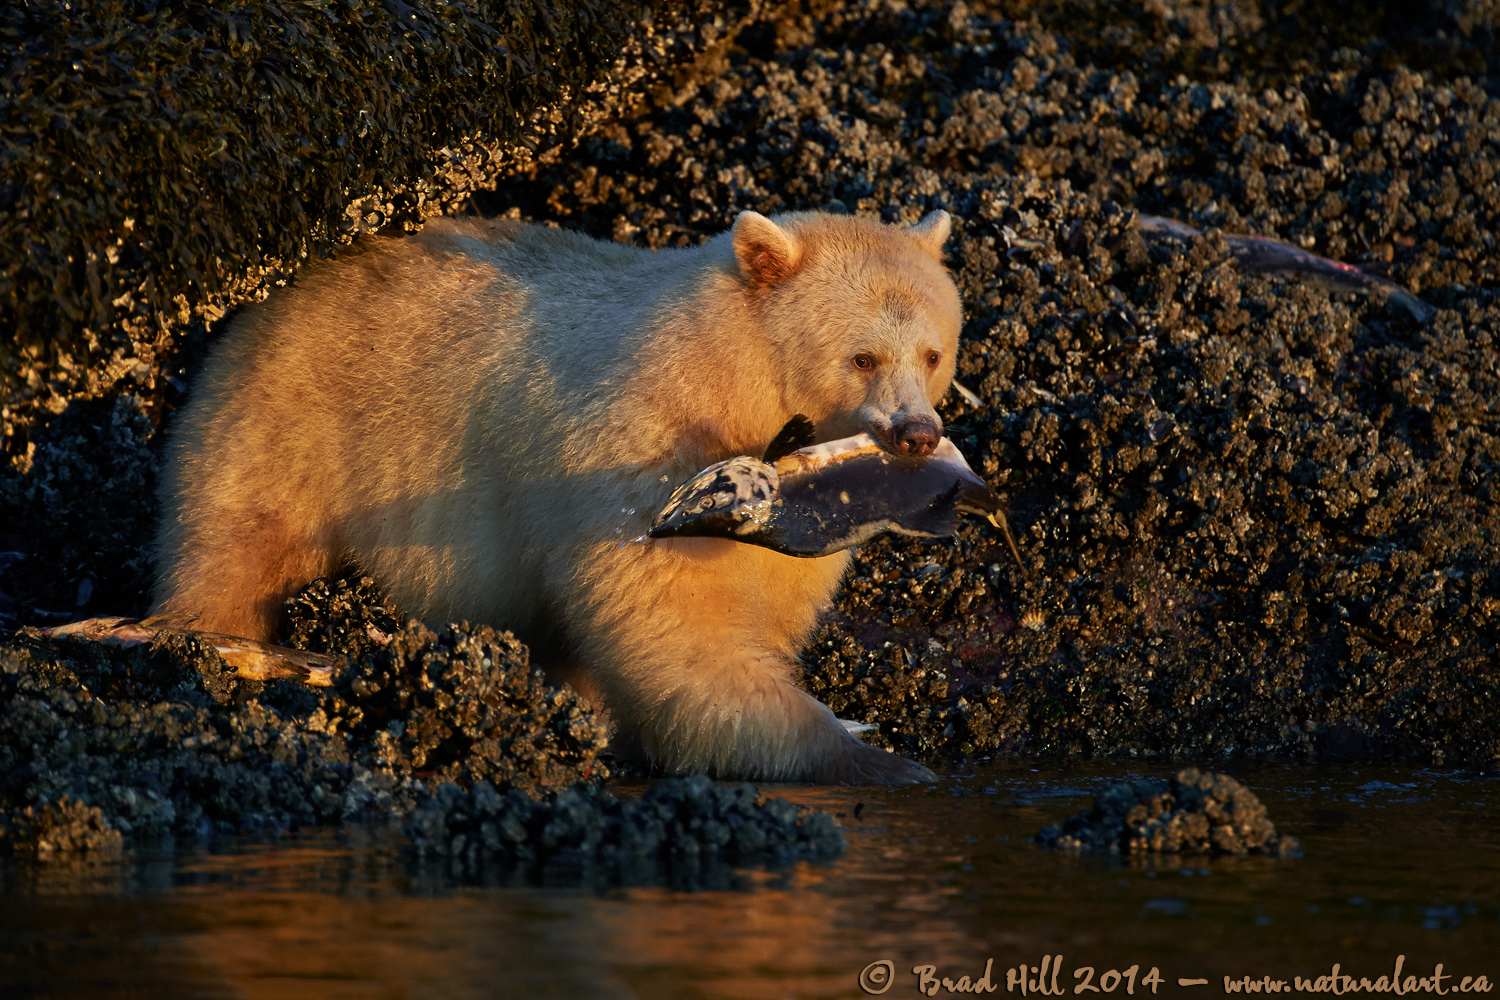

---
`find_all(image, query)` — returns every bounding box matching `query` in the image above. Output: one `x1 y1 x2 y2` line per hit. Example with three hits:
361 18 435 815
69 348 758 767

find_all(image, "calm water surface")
2 761 1497 999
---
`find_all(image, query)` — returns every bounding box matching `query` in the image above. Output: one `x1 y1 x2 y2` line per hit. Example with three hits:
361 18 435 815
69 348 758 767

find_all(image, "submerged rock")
404 774 844 887
0 797 124 862
1035 768 1300 856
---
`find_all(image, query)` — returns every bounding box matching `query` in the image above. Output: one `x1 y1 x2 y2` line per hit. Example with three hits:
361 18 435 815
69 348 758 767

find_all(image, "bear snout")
891 417 940 457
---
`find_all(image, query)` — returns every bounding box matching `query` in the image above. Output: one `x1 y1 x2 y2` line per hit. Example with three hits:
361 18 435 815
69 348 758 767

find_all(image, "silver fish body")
649 432 1013 558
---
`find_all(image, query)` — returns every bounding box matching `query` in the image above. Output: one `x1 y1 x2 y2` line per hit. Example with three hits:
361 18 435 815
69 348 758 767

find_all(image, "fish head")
648 457 781 540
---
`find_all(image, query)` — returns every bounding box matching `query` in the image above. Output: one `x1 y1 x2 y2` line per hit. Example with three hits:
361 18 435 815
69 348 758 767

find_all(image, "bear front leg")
561 535 937 784
568 547 934 783
609 643 936 783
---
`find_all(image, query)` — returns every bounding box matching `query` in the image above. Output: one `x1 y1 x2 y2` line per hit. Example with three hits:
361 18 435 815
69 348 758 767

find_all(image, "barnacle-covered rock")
0 797 124 862
319 619 610 795
6 0 1500 800
0 0 747 454
283 571 404 663
0 631 354 853
1035 768 1300 856
513 0 1500 769
403 774 844 887
0 576 611 856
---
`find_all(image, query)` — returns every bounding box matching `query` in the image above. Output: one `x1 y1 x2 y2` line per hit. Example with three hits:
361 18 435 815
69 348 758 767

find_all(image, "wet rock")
5 0 1500 801
403 774 844 887
0 577 844 878
0 632 352 849
317 617 610 796
0 574 610 852
0 797 124 861
1035 767 1300 856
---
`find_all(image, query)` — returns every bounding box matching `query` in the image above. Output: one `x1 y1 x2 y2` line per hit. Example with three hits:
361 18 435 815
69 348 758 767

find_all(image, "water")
2 761 1496 999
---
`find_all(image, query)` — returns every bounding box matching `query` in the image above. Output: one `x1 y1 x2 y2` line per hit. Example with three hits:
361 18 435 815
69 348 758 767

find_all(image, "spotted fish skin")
649 424 1008 558
650 456 780 538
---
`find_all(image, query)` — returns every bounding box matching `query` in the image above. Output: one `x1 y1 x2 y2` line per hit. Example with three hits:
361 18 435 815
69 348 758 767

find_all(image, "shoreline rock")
1036 768 1301 856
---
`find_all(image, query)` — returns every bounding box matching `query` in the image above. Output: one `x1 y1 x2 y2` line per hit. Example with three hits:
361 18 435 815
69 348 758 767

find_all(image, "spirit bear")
154 209 962 783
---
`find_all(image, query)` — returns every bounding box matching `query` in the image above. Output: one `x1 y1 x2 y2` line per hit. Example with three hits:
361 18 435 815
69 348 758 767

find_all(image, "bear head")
731 209 963 457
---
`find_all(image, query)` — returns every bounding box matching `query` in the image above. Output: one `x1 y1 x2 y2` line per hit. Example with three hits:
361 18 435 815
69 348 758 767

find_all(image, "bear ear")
907 209 952 261
733 211 801 289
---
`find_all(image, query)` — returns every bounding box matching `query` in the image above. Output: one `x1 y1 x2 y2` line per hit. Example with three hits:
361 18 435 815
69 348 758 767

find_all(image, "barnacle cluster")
1036 767 1300 856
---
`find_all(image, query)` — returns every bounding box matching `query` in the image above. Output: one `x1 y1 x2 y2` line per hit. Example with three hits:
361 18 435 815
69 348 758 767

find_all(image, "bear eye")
853 353 876 371
926 351 941 367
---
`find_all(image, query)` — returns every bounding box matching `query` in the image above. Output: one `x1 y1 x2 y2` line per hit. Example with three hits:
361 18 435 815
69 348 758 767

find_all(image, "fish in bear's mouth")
648 414 1024 565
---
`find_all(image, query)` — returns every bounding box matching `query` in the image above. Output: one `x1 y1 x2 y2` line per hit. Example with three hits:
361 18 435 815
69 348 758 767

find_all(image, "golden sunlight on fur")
154 209 962 783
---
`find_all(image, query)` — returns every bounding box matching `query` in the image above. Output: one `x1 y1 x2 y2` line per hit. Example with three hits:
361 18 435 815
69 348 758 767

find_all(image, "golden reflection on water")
3 762 1500 1000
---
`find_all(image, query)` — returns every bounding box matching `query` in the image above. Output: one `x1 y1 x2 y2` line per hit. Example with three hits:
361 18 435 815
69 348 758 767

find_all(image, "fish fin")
892 507 961 538
762 414 819 463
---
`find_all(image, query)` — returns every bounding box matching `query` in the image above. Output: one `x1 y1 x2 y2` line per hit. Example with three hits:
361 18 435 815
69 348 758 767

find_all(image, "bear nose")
892 419 940 457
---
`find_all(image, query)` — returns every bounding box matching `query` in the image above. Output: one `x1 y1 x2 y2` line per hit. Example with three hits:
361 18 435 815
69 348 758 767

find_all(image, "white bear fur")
154 209 962 783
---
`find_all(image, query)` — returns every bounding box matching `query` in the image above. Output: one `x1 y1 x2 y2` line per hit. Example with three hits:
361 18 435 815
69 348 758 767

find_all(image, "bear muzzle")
889 416 941 457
